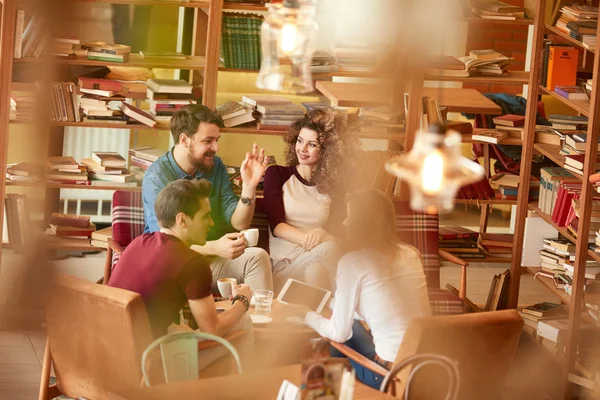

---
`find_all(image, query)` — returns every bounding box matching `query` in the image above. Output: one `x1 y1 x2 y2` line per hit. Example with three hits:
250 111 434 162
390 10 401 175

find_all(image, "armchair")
328 310 523 399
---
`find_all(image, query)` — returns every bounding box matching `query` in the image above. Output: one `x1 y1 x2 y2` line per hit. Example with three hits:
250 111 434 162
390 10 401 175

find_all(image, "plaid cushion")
391 198 440 288
112 191 144 247
428 287 465 315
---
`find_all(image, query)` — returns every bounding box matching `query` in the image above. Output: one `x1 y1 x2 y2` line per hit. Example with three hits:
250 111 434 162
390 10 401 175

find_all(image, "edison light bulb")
421 149 444 195
280 22 298 54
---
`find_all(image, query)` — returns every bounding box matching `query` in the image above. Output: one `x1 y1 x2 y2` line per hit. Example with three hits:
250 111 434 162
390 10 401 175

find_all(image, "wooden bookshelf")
6 181 142 192
546 25 595 54
14 54 206 70
539 86 590 116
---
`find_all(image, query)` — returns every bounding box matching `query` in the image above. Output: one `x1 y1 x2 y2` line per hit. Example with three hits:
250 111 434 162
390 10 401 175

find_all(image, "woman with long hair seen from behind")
284 189 432 389
263 107 357 293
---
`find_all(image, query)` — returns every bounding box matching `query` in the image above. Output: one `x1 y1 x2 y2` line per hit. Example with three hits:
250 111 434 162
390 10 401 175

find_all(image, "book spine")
13 9 25 59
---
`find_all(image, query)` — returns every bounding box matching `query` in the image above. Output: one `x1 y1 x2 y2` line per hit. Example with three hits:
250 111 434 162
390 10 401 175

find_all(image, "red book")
78 77 124 93
120 103 156 127
48 213 91 228
439 226 479 240
492 114 526 127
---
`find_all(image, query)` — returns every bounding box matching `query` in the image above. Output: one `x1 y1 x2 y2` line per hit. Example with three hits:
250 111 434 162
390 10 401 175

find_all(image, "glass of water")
254 290 274 315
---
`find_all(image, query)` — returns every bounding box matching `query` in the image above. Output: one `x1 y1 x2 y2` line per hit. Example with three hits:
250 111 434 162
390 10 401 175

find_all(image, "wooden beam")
0 0 17 271
202 0 223 109
562 8 600 399
507 0 546 309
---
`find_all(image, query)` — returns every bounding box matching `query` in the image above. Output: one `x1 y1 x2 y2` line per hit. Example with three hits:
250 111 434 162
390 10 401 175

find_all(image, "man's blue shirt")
142 147 239 241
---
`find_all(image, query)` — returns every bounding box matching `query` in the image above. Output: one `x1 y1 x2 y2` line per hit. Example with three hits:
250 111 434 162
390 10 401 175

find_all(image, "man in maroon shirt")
108 179 252 354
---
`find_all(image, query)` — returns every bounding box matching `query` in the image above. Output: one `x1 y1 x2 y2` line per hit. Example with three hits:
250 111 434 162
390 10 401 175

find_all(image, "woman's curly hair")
283 107 359 196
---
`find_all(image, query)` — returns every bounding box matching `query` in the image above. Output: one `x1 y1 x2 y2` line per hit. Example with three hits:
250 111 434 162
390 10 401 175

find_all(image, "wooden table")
107 364 394 399
315 81 502 114
216 300 322 367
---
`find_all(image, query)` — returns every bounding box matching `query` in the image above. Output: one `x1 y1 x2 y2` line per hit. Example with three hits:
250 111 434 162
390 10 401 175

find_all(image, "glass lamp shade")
385 128 485 213
256 0 318 94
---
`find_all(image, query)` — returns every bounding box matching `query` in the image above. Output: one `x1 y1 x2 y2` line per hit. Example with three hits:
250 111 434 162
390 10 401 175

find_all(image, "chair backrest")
112 190 145 247
110 190 145 267
392 310 523 400
141 331 242 386
390 197 440 288
44 273 154 399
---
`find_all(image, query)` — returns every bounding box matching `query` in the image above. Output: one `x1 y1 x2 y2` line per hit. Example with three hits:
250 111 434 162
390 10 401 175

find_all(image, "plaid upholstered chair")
102 191 144 284
391 198 468 315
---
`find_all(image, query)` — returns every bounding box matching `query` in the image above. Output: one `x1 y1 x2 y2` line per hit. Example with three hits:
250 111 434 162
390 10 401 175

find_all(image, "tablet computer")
276 278 331 314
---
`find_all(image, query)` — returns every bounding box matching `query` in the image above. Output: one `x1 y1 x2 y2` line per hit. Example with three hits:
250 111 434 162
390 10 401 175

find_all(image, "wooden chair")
40 273 154 400
329 309 523 399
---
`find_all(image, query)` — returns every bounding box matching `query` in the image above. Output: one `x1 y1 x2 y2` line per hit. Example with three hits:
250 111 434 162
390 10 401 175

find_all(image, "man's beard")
188 149 216 173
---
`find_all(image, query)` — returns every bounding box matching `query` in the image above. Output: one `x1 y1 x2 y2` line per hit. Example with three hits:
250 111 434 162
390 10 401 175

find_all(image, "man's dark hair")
170 104 224 144
155 178 212 229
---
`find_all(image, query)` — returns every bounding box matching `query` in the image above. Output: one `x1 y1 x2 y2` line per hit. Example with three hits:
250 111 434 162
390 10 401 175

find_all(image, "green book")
87 56 125 63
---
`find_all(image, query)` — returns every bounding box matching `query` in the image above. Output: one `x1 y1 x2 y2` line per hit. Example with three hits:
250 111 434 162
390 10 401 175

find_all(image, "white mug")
217 278 237 298
241 228 259 247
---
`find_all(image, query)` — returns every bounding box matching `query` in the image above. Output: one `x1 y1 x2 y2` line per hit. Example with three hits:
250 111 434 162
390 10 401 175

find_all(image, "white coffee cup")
217 278 237 298
241 228 259 247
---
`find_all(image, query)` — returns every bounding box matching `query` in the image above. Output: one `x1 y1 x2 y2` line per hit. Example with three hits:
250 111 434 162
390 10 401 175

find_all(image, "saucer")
250 314 272 324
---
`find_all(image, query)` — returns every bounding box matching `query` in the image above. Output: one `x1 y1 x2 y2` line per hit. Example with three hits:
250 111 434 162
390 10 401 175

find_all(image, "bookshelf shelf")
218 67 379 79
525 266 572 304
459 16 534 25
527 204 600 264
13 54 206 70
85 0 211 6
424 71 530 85
9 119 170 131
6 181 142 192
222 2 268 11
455 197 518 205
546 25 595 54
539 86 590 117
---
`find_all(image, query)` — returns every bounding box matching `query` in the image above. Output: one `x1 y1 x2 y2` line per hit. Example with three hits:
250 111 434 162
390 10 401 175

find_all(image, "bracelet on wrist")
231 294 250 312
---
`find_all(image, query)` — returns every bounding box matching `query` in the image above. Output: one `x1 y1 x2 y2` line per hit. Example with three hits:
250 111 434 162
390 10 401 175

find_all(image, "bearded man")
142 104 273 291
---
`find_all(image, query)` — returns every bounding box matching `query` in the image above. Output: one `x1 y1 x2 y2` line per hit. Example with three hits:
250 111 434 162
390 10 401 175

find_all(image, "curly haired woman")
263 107 358 293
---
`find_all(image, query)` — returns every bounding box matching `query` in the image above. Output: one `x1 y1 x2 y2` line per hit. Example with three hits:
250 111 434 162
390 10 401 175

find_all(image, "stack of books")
84 152 136 188
241 95 305 130
5 162 42 183
561 133 600 156
45 156 88 185
311 51 338 73
426 50 513 78
78 76 147 100
81 41 131 63
555 4 598 52
128 147 164 171
216 100 255 128
333 39 383 73
548 114 588 131
9 95 35 121
45 213 96 241
52 38 80 57
355 106 405 134
146 79 195 123
90 226 113 249
538 167 577 216
438 226 483 259
470 0 525 20
518 301 565 332
478 233 512 259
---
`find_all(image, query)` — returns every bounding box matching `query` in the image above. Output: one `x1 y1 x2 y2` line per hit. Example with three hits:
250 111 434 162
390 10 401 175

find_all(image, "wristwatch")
231 294 250 312
240 196 255 206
